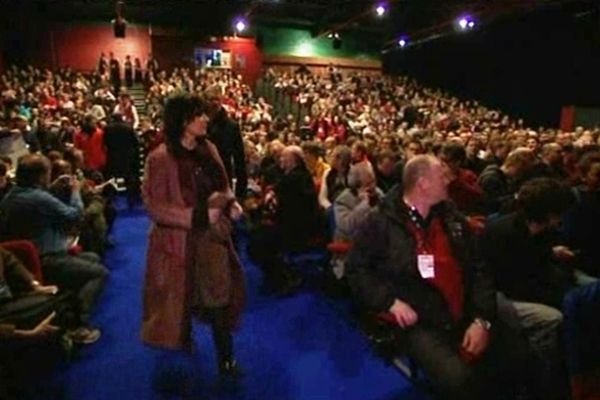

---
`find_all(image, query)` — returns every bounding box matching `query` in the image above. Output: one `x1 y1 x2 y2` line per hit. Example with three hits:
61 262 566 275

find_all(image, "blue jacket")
0 186 83 255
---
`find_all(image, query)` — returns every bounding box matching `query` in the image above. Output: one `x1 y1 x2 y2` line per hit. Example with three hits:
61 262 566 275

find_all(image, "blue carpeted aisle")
43 204 428 400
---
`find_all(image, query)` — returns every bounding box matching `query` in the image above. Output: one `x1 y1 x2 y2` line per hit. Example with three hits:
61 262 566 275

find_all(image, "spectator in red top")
40 88 58 110
440 142 484 215
74 115 106 172
330 114 347 143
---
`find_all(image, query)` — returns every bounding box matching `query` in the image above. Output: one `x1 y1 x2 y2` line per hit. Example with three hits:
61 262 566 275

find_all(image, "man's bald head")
403 155 438 193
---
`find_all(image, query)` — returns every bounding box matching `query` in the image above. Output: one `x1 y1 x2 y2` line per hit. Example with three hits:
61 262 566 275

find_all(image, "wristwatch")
473 318 492 331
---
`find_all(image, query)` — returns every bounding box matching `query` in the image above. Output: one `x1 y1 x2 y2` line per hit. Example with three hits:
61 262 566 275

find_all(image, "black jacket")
346 186 496 331
208 108 247 198
482 212 572 307
275 165 320 248
478 164 511 214
103 121 139 176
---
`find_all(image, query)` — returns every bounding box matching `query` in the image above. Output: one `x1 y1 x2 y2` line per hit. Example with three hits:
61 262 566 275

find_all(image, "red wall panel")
216 37 263 85
7 21 262 83
50 22 151 71
152 35 263 84
560 105 576 132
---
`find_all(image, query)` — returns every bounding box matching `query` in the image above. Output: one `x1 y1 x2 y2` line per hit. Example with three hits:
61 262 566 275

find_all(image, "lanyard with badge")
405 202 436 280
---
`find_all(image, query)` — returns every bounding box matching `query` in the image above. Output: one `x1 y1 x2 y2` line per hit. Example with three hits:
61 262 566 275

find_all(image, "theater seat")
0 240 43 282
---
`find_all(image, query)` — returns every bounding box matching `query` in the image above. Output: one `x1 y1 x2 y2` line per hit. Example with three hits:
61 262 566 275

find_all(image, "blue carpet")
42 203 429 400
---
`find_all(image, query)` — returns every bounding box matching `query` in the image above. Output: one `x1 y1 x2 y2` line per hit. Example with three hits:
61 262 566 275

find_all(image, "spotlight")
376 4 386 17
234 19 247 33
457 16 476 31
398 39 407 48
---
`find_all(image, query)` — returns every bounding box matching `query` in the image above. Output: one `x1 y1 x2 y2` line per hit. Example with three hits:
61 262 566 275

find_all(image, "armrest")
327 241 353 255
0 240 44 282
376 312 398 326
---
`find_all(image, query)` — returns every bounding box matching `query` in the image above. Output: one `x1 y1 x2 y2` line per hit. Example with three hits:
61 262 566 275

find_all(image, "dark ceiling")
4 0 598 46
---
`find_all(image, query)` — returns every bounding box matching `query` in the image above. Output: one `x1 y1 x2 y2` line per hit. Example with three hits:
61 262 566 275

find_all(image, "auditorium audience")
0 154 107 343
2 57 600 399
482 178 598 399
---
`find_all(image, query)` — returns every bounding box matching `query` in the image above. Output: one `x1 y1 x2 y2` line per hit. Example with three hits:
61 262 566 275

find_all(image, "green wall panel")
256 26 380 60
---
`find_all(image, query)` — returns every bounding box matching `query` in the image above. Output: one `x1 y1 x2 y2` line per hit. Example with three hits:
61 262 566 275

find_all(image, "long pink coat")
141 143 244 350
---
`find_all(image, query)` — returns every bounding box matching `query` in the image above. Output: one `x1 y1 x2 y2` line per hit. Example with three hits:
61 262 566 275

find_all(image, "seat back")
0 240 43 281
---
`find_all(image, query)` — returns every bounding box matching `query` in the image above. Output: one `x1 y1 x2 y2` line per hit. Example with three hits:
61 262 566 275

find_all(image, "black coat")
346 185 496 331
478 164 510 214
275 165 320 249
482 212 573 307
208 109 247 198
103 121 139 177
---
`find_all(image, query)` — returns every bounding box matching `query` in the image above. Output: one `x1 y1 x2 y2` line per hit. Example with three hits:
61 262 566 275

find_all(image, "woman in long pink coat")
141 94 245 377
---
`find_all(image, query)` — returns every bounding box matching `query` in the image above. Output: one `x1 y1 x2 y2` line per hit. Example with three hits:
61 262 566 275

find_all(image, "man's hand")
388 299 419 328
461 322 490 357
33 283 59 295
553 245 575 261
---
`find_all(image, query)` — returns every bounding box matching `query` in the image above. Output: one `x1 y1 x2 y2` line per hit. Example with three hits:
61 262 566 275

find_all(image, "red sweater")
448 168 484 215
74 128 107 171
407 216 464 321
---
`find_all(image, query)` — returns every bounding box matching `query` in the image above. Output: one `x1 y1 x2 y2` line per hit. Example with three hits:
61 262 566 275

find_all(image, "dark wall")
0 2 150 72
383 7 600 128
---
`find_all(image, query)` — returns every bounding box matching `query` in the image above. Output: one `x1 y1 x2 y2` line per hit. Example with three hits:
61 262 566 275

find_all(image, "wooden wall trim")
263 54 381 70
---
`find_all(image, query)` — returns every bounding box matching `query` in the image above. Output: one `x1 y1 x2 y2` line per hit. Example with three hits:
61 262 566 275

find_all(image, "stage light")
398 39 407 48
376 5 386 17
234 19 247 33
457 16 476 31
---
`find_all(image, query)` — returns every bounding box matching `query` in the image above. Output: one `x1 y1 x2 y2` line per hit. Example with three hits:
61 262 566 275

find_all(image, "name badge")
417 254 435 279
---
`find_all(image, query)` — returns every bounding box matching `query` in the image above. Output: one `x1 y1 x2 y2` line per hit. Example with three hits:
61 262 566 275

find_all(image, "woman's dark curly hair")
163 93 208 156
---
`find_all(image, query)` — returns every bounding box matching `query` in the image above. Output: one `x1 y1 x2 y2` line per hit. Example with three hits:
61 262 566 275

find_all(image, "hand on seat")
388 299 419 328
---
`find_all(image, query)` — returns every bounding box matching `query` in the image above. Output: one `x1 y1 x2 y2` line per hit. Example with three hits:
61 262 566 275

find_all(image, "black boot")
211 310 243 379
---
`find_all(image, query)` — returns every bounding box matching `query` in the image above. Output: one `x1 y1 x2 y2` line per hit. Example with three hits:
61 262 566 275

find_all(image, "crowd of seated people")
2 55 600 399
140 64 600 399
0 62 139 398
241 69 600 399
